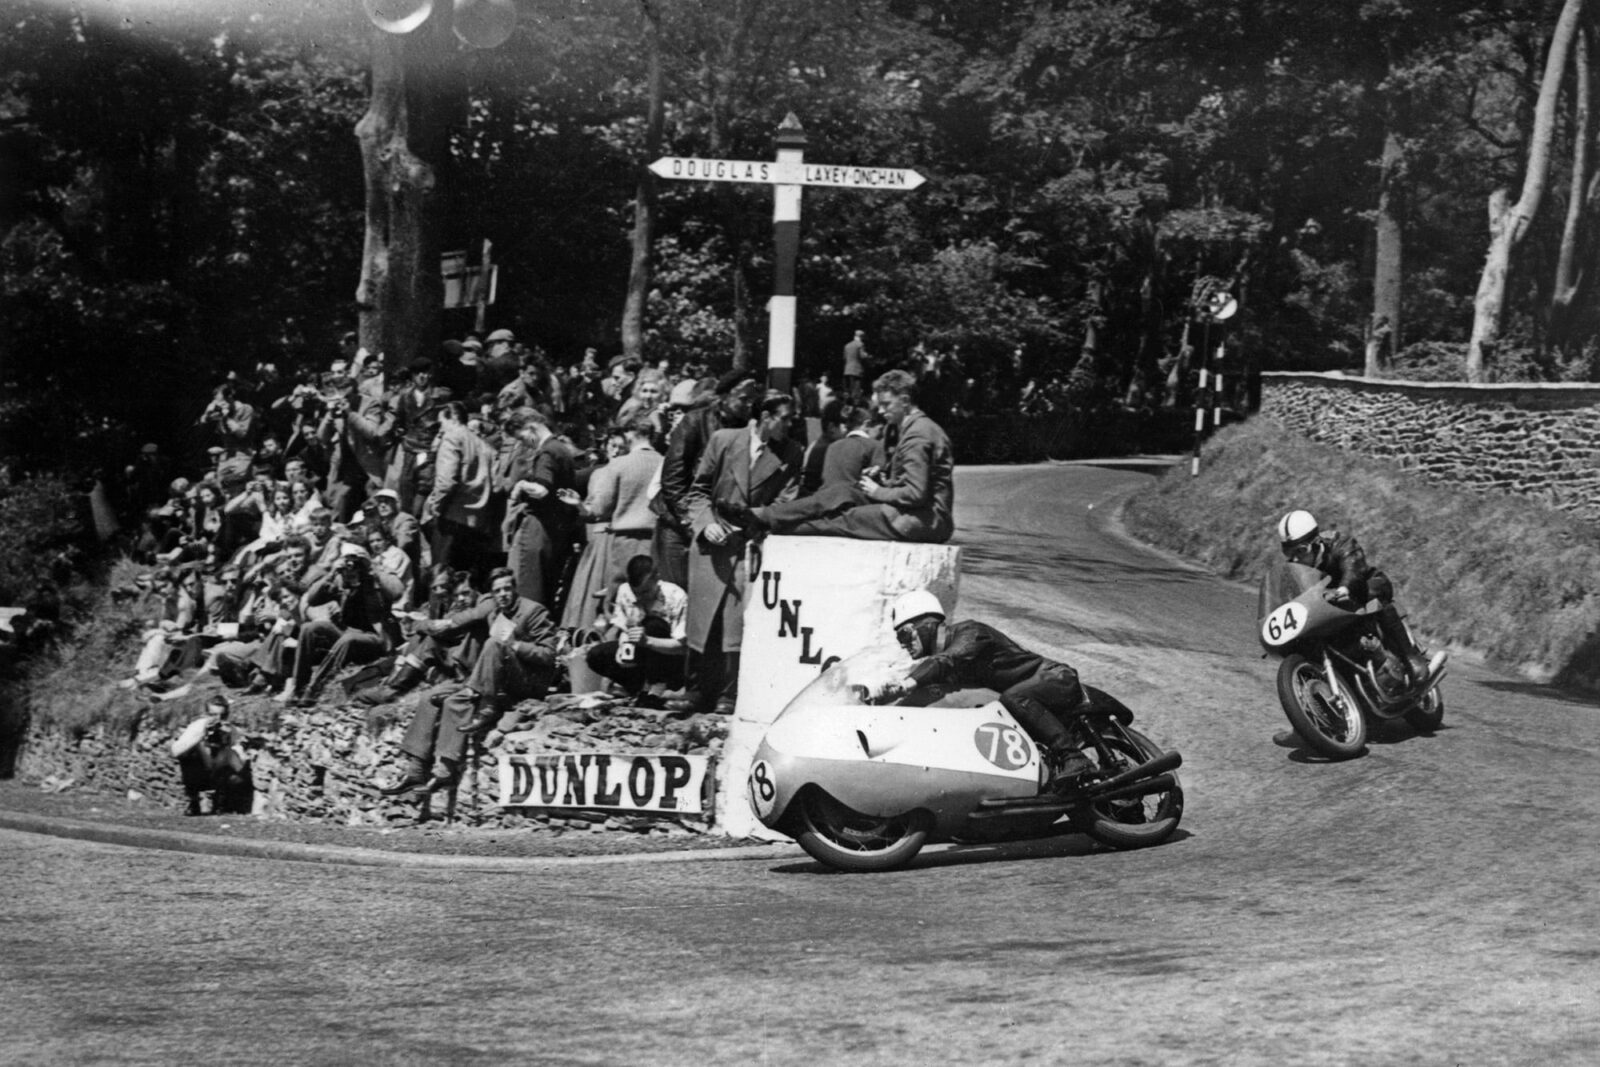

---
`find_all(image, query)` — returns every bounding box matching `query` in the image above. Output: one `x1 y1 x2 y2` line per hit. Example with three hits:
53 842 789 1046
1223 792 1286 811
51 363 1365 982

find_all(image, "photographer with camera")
279 541 403 706
199 383 259 453
170 694 253 816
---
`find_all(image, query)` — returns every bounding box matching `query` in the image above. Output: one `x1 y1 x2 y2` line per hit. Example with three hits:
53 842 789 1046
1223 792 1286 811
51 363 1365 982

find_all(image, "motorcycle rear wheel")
1081 726 1184 850
1404 686 1445 732
1277 654 1367 759
794 790 930 873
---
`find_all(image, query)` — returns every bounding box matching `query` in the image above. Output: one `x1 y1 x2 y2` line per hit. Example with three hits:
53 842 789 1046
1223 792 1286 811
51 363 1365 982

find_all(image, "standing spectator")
682 391 803 715
422 402 497 583
652 376 762 589
479 329 521 394
499 407 578 611
376 567 558 794
843 329 870 402
583 415 662 585
200 383 260 453
436 339 482 402
387 360 448 515
557 428 626 637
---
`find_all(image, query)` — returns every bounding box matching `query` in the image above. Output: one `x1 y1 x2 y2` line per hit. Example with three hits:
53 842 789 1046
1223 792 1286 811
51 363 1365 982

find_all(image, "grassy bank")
1124 416 1600 690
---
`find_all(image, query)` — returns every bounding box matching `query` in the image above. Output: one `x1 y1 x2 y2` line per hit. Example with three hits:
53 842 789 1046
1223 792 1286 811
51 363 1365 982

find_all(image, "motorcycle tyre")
1277 653 1367 760
1080 726 1184 850
1404 686 1445 733
793 789 930 873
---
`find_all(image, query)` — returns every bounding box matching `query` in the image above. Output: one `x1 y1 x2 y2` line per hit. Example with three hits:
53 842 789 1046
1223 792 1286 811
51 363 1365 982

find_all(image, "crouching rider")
883 590 1094 792
1276 510 1446 690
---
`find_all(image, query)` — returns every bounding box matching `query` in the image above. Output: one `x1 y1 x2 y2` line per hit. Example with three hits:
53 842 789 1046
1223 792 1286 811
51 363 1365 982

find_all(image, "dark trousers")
652 521 691 589
292 620 388 698
999 664 1083 752
177 742 253 813
401 638 549 772
431 518 494 587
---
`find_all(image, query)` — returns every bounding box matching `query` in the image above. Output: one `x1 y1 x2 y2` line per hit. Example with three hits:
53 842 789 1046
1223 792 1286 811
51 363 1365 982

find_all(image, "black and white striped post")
1191 291 1237 477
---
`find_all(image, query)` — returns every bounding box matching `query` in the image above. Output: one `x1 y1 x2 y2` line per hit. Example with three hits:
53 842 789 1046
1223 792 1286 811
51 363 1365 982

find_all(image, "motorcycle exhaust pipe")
1088 771 1179 804
1084 750 1182 797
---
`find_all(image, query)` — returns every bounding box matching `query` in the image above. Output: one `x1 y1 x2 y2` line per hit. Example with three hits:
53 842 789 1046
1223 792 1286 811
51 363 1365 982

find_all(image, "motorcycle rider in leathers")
1277 510 1446 688
884 590 1094 792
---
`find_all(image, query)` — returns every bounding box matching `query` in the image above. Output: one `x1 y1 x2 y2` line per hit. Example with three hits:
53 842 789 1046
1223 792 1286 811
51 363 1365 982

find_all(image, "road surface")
4 464 1597 1065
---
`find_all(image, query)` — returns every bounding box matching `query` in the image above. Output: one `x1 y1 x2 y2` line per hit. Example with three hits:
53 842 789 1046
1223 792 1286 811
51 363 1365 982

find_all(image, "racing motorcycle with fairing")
747 646 1184 873
1257 557 1445 760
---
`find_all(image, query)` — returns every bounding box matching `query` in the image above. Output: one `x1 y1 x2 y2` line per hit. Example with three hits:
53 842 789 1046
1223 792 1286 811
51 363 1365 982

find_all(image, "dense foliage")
6 0 1600 475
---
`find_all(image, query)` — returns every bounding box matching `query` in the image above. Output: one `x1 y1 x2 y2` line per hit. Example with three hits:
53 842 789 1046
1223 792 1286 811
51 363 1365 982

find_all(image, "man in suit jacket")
733 370 952 543
682 390 803 715
498 406 578 611
377 567 559 794
423 402 497 582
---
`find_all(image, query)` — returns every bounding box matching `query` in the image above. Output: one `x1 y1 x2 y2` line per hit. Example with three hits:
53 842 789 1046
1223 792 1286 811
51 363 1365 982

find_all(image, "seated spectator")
128 564 207 686
366 522 415 608
367 487 423 576
354 569 481 706
585 555 688 705
280 542 403 706
733 370 953 544
169 694 253 816
376 567 557 795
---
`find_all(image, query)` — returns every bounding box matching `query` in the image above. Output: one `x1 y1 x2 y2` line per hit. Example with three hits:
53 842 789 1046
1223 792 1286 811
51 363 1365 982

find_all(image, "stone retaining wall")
17 687 725 837
1261 372 1600 520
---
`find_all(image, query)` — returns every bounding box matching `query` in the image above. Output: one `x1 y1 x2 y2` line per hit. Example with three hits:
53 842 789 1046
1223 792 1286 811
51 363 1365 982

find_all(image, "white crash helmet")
890 589 946 629
1277 509 1319 547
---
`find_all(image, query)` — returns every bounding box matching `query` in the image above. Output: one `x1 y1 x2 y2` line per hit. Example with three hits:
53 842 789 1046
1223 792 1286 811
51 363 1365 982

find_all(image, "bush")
1124 416 1600 689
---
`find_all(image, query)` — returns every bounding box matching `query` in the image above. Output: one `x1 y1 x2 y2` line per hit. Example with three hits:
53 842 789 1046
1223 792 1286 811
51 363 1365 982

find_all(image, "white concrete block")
717 535 962 837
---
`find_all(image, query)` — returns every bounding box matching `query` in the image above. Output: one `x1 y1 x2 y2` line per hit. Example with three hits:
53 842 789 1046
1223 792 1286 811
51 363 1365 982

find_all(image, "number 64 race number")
1261 602 1307 647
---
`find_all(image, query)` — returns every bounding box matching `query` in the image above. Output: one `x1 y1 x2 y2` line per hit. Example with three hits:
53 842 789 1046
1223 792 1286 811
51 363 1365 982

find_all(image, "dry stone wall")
1261 372 1600 519
18 687 725 836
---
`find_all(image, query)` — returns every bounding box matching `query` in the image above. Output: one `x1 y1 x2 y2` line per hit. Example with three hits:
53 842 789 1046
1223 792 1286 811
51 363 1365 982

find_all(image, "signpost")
650 114 926 392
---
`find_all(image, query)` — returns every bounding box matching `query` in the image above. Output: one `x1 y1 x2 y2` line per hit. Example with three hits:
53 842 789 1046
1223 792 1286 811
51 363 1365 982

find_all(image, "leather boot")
1045 746 1094 793
184 791 203 816
356 662 426 707
379 756 432 796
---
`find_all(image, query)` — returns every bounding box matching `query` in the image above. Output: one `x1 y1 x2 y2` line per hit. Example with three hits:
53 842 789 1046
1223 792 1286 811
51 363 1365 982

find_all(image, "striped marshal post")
768 114 806 396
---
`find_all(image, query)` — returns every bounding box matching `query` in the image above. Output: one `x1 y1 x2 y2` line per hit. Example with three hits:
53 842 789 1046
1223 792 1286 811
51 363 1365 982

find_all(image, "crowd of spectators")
109 327 959 801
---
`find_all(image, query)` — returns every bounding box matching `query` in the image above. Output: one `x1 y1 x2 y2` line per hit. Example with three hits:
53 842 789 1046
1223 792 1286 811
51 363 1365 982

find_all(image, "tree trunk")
1369 128 1404 378
1466 0 1584 382
620 0 665 363
1551 23 1592 350
353 12 458 368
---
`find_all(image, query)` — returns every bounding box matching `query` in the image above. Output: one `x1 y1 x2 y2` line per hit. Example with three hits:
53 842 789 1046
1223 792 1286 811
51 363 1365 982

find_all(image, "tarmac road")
4 463 1598 1066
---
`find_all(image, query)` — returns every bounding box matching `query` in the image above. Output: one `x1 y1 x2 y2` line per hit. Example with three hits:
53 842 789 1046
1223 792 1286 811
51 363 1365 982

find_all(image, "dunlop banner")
498 753 710 814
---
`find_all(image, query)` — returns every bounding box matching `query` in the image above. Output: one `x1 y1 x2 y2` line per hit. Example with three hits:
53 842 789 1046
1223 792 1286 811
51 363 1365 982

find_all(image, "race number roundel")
1261 602 1307 647
973 723 1032 770
748 760 778 821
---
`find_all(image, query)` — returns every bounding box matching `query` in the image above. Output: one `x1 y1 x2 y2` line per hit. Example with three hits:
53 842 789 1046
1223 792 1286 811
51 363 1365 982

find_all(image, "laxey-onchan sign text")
648 156 925 190
498 753 711 815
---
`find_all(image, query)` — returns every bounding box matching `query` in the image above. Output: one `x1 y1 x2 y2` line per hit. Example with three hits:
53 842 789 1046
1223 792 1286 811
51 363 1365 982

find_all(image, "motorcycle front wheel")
1080 725 1184 850
794 790 930 873
1404 686 1445 732
1277 653 1367 759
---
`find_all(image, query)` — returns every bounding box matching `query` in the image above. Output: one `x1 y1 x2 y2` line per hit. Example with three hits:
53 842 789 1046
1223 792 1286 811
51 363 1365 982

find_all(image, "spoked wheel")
794 790 929 873
1404 685 1445 733
1080 725 1184 850
1277 653 1367 759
